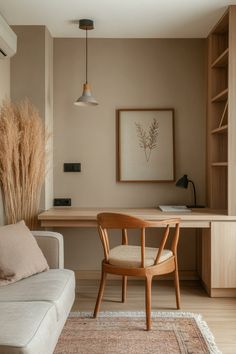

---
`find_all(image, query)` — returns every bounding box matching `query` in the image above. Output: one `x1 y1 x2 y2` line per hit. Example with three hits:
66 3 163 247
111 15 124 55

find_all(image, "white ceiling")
0 0 235 38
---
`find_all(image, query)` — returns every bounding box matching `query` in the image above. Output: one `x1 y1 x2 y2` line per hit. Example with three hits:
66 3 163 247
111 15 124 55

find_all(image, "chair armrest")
31 231 64 269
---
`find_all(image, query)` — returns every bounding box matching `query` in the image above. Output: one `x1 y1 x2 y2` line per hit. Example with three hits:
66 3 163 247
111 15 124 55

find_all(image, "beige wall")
0 58 10 100
0 57 10 225
11 26 54 211
54 38 206 272
11 26 45 118
45 27 54 210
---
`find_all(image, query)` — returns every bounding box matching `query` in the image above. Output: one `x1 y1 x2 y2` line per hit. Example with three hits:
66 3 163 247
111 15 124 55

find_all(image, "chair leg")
122 276 127 303
174 260 181 309
93 270 107 318
145 275 152 331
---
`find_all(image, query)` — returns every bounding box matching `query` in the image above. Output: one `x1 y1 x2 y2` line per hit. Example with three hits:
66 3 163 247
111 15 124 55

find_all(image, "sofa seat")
0 302 57 354
0 269 75 321
0 231 75 354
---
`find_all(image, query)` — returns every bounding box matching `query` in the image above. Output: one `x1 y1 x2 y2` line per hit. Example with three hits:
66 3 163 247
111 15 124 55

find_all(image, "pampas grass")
0 99 46 229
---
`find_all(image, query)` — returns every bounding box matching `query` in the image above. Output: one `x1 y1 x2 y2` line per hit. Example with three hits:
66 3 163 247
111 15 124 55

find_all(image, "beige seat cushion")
108 245 173 268
0 269 75 321
0 301 57 354
0 221 49 286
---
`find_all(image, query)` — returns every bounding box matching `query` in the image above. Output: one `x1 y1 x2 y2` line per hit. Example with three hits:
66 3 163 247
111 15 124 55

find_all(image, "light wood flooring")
72 279 236 354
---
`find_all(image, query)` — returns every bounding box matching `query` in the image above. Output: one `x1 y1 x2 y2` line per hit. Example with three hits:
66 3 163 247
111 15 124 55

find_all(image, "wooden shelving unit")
207 6 236 215
203 6 236 296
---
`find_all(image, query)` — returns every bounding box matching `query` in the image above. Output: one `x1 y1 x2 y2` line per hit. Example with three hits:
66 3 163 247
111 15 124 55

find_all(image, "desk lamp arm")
188 180 196 207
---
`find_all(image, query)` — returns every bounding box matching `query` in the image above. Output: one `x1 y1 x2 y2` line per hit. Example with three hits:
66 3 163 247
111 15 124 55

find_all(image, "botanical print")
135 118 158 162
118 109 174 182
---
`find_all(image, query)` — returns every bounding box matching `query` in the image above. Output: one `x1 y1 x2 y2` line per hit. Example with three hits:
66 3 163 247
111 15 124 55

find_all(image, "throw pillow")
0 220 49 286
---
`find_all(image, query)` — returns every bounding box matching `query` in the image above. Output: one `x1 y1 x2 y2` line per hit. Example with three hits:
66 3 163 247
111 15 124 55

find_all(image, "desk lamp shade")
176 174 197 207
74 19 98 107
176 174 189 188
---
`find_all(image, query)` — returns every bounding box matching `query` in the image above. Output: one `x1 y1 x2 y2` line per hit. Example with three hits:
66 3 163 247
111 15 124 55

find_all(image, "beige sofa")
0 231 75 354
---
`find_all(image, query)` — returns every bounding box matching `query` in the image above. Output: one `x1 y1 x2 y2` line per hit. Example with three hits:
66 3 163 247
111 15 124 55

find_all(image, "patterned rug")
54 312 221 354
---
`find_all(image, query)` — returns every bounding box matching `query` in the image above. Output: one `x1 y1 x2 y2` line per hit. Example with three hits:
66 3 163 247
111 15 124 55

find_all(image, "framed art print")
117 109 175 182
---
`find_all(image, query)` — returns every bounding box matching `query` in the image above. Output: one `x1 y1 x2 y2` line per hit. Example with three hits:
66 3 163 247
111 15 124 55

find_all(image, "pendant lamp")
74 19 98 106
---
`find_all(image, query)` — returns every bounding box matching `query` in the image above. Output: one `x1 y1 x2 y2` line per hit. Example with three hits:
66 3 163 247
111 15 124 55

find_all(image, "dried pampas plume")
0 99 47 229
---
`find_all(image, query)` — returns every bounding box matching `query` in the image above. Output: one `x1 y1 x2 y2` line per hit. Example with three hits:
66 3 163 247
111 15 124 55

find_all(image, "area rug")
54 312 221 354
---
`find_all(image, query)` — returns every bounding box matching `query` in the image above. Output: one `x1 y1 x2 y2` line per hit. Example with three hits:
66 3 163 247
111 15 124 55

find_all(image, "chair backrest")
97 213 180 268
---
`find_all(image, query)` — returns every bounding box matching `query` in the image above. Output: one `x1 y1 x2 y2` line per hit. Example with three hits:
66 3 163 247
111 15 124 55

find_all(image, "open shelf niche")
207 5 236 214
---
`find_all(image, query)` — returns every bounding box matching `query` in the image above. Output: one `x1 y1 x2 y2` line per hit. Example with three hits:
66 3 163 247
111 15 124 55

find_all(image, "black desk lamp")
176 174 197 208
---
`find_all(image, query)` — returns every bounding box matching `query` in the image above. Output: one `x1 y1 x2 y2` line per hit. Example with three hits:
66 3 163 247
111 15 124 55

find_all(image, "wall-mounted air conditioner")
0 13 17 58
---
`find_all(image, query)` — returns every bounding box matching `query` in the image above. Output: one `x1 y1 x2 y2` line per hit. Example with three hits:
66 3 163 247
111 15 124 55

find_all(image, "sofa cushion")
0 301 57 354
0 269 75 320
0 221 49 286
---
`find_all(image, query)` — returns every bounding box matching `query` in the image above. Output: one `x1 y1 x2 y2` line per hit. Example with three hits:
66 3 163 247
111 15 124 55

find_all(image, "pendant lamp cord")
85 28 88 84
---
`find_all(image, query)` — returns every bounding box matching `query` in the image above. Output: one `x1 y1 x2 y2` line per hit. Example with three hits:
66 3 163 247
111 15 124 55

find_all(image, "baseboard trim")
200 280 236 297
74 270 199 281
210 288 236 298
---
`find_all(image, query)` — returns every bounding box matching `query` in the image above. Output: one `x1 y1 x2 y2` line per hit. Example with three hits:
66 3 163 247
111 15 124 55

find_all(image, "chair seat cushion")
108 245 173 268
0 269 75 321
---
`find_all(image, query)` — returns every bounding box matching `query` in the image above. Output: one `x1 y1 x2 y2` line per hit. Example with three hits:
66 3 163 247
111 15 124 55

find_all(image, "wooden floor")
72 279 236 354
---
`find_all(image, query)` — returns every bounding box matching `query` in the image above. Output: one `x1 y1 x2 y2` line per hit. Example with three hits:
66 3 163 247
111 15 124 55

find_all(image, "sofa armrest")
31 231 64 269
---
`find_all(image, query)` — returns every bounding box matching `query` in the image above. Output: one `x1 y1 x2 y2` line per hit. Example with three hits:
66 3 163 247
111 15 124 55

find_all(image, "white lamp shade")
74 83 98 106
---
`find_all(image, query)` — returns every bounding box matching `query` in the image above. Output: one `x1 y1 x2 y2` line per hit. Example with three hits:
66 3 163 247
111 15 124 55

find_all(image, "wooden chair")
93 213 181 330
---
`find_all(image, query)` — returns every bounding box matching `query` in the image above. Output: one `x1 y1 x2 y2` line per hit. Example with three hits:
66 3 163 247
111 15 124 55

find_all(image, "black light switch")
64 163 81 172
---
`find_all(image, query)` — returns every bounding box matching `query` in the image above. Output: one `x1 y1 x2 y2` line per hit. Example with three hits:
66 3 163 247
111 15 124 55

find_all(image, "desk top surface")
38 207 236 222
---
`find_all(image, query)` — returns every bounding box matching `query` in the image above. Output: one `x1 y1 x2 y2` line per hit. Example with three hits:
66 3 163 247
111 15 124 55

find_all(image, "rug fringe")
193 314 222 354
69 311 221 354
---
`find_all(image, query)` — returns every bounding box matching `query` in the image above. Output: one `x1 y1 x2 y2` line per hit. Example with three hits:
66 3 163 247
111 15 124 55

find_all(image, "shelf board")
218 101 228 127
211 89 228 102
211 9 229 34
211 125 228 134
211 162 228 167
211 48 229 68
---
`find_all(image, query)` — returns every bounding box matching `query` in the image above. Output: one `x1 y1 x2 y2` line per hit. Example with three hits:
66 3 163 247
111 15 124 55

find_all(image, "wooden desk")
38 207 236 297
38 207 236 227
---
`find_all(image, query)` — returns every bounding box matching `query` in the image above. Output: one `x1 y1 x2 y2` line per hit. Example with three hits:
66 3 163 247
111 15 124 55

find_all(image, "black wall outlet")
64 163 81 172
54 198 71 207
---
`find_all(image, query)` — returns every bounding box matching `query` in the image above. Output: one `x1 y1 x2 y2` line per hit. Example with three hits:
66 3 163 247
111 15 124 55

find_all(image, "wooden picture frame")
116 108 175 182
